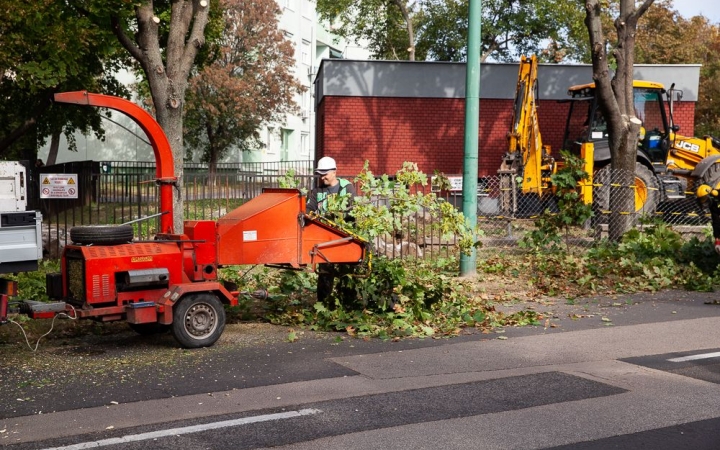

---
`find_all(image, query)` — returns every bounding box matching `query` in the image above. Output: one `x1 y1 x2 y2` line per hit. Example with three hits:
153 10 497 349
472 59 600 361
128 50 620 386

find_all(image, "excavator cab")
561 81 671 168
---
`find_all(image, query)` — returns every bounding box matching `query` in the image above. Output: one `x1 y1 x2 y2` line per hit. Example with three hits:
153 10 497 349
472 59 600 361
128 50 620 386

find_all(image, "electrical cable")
7 305 78 352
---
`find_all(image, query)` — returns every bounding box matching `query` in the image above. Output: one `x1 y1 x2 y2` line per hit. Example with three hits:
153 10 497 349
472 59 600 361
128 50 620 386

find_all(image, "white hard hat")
315 156 337 174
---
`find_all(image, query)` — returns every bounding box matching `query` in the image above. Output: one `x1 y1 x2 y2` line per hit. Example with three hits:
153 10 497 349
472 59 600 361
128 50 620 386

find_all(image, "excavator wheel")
592 162 659 225
171 293 226 348
70 225 134 245
700 163 720 193
632 163 660 217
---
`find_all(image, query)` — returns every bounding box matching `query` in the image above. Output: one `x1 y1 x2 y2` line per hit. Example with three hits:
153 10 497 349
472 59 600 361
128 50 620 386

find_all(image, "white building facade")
243 0 370 165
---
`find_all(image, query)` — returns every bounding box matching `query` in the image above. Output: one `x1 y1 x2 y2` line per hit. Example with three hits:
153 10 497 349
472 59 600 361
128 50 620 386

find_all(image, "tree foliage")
632 0 720 137
419 0 586 63
0 0 131 161
316 0 416 60
317 0 586 62
183 0 303 177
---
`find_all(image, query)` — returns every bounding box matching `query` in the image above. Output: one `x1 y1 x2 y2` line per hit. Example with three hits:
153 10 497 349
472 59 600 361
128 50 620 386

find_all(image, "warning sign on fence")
40 174 78 199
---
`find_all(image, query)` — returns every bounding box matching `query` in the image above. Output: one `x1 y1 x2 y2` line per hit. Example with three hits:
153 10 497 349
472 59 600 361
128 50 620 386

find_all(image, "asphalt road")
2 289 720 449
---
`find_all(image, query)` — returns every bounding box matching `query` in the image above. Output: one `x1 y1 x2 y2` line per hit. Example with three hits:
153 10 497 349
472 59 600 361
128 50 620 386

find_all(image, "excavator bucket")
216 189 366 268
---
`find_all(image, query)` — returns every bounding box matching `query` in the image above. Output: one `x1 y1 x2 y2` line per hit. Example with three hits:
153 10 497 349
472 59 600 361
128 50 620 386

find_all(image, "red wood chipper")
32 91 367 348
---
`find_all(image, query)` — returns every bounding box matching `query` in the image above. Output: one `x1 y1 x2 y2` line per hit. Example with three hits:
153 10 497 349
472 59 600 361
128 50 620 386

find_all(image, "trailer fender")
691 155 720 178
157 282 237 325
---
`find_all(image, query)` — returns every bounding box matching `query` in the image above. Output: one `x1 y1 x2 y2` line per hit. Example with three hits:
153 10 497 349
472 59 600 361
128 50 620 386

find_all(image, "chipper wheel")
171 293 226 348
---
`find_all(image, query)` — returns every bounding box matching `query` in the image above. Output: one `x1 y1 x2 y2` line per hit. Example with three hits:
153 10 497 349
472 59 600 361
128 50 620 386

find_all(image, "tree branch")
110 15 144 65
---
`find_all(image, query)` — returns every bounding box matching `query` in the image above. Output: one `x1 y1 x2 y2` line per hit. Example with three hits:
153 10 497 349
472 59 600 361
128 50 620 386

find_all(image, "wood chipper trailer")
6 91 366 348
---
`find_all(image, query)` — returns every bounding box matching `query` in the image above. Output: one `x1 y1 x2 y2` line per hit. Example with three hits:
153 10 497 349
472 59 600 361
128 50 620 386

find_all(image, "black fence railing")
32 160 315 257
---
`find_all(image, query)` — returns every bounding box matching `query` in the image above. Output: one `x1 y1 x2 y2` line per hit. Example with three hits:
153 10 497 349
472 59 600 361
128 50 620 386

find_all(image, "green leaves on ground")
218 159 720 340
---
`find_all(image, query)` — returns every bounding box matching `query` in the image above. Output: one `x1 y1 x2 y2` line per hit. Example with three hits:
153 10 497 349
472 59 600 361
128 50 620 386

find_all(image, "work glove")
715 239 720 256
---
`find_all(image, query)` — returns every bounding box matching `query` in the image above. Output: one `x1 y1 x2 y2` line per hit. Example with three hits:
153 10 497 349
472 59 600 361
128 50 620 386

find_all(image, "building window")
301 40 311 66
300 133 309 157
281 129 293 161
301 89 310 112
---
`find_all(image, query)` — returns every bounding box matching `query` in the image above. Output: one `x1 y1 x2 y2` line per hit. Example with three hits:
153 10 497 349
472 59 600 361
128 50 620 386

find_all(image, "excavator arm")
501 55 554 196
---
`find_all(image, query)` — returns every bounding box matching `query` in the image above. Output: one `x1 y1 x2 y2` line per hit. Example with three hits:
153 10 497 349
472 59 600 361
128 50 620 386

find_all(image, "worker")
306 156 357 305
306 156 356 215
696 183 720 255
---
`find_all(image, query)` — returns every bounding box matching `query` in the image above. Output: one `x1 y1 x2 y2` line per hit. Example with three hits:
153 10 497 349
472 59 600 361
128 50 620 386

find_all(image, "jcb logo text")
676 141 700 152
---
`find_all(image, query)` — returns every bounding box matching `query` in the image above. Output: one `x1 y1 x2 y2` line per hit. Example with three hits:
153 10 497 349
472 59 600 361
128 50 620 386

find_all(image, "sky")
672 0 720 24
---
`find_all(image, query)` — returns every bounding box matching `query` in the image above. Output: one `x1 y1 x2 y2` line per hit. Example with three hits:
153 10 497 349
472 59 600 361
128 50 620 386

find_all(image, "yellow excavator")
499 55 720 218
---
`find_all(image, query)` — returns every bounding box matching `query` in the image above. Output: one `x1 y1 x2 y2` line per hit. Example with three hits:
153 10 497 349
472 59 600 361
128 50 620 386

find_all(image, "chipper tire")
171 293 225 348
70 225 134 245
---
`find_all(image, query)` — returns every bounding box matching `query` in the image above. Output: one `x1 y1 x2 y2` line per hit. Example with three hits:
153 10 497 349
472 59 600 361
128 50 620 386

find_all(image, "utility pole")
460 0 481 277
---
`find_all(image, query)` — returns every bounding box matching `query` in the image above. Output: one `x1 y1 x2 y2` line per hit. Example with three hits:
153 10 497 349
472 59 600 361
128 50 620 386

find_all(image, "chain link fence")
471 167 710 250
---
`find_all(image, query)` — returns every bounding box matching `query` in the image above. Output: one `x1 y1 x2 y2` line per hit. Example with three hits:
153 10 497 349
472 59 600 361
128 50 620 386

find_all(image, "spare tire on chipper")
70 225 134 245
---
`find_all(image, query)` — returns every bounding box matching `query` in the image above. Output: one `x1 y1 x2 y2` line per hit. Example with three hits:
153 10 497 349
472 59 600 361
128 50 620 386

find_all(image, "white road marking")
668 351 720 363
41 408 322 450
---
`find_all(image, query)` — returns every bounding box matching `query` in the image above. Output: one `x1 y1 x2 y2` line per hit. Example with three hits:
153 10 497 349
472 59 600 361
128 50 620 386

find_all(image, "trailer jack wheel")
171 293 225 348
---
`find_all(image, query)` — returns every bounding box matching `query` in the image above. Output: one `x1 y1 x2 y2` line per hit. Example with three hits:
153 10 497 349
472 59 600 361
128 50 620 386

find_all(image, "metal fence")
31 162 712 259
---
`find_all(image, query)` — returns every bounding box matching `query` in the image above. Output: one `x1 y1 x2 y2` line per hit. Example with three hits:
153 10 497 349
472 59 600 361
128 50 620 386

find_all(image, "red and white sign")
40 174 78 199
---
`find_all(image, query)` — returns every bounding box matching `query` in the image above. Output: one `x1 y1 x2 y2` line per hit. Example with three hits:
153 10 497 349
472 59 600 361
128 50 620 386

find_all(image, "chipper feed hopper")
24 91 367 348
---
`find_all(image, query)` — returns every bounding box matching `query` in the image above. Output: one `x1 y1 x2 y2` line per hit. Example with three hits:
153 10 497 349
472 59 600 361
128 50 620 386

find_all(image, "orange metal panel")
300 218 365 265
79 243 183 304
217 189 304 266
184 220 218 280
216 189 366 267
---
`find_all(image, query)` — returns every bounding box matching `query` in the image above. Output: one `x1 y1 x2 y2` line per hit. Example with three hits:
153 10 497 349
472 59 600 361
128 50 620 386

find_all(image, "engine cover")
63 242 183 306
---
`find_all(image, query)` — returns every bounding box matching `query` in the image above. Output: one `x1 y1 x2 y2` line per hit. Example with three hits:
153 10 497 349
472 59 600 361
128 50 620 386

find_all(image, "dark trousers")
317 270 336 304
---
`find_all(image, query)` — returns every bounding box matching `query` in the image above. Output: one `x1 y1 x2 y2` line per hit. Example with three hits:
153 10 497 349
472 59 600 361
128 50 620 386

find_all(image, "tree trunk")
584 0 655 240
607 117 642 240
393 0 415 61
208 144 218 187
111 1 209 234
46 131 61 165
